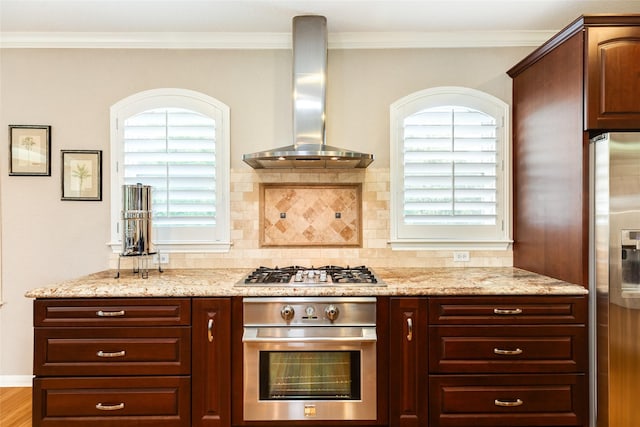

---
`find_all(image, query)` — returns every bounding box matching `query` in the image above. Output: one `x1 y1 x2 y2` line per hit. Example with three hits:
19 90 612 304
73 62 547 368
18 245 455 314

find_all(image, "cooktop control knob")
305 305 316 318
324 304 339 322
281 305 295 321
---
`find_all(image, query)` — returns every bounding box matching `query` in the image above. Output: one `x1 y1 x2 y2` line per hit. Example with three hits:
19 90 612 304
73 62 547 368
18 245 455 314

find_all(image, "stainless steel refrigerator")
591 132 640 427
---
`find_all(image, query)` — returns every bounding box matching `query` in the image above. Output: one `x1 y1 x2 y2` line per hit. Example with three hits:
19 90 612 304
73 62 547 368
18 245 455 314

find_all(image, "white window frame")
109 88 231 253
390 86 512 250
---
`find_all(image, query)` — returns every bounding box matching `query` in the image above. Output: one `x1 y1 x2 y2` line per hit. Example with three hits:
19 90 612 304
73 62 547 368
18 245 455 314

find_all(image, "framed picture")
9 125 51 176
61 150 102 201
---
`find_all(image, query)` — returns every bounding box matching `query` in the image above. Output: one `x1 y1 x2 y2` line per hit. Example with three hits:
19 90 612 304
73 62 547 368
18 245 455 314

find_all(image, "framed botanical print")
61 150 102 201
9 125 51 176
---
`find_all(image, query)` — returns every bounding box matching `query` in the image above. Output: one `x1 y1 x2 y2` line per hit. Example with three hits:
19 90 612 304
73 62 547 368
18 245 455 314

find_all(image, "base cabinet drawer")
34 327 191 376
34 298 191 327
33 376 190 427
429 325 587 373
429 296 588 325
429 374 587 427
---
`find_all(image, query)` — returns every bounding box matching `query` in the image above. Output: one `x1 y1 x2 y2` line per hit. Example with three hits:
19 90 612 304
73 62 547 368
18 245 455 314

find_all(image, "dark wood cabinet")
33 297 233 427
428 296 588 427
586 24 640 129
33 376 190 427
32 294 587 427
34 297 191 326
429 374 586 427
34 326 191 376
32 298 192 427
428 295 588 324
429 325 586 373
508 15 640 287
389 298 428 427
192 298 231 427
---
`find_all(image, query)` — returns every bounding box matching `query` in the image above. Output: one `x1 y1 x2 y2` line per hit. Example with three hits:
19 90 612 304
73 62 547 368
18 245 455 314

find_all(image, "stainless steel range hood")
243 15 374 169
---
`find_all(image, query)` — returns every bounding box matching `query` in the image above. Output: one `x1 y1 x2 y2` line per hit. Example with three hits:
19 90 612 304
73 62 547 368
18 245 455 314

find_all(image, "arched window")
390 87 511 250
110 88 230 252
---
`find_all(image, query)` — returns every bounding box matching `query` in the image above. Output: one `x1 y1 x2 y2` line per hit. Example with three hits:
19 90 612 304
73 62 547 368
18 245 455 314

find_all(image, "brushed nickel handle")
494 398 523 407
243 327 377 343
96 402 125 411
96 350 126 358
207 318 214 343
96 310 125 317
493 308 523 315
494 348 523 355
406 317 413 342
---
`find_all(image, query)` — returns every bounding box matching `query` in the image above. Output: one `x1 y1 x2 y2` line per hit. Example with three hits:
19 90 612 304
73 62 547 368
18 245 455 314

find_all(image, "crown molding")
331 31 554 48
0 30 554 49
0 32 290 49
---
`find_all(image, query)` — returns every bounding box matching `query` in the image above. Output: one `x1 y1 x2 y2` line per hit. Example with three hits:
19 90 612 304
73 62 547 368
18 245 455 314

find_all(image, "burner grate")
240 265 383 286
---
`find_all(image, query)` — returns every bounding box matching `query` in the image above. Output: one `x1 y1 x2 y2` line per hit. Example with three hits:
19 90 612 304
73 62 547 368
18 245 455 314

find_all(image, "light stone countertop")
24 267 588 298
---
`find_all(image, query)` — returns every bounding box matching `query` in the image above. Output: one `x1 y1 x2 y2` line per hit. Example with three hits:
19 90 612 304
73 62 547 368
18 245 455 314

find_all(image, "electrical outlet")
152 253 170 264
453 251 470 262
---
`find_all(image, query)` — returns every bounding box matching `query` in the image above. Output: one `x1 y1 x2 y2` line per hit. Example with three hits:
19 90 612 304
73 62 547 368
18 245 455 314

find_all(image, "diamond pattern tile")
261 184 361 247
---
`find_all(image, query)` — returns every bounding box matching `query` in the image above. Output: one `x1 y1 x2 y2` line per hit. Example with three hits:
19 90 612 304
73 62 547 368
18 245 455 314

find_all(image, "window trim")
109 88 231 253
390 86 512 251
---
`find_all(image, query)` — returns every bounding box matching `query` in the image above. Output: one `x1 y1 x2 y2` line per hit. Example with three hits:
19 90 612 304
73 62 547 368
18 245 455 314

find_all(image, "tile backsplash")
110 168 513 269
261 183 362 247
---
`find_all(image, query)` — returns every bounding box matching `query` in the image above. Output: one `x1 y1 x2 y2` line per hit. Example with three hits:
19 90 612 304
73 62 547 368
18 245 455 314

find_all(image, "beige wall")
0 45 534 377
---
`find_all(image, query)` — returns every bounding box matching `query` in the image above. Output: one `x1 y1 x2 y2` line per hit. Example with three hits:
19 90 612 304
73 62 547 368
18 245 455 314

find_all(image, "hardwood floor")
0 387 31 427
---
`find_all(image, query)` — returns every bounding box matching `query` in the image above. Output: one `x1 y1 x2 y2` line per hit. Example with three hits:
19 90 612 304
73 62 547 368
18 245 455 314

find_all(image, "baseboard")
0 375 33 387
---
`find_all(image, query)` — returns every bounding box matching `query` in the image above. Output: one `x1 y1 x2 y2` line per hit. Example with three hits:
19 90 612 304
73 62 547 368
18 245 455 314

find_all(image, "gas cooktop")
237 265 385 287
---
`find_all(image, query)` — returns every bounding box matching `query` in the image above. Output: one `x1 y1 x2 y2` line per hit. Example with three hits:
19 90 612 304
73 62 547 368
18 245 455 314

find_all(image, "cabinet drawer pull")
96 402 125 411
494 348 523 355
406 317 413 342
493 308 523 315
494 398 523 407
207 318 214 343
96 350 126 358
96 310 125 317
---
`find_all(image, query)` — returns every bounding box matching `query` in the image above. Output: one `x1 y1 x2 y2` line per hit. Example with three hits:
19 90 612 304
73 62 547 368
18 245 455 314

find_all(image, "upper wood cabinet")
507 15 640 287
586 25 640 129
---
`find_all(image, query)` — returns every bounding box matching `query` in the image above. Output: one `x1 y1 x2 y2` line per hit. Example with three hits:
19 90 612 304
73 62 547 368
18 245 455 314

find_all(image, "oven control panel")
278 303 340 322
244 297 376 326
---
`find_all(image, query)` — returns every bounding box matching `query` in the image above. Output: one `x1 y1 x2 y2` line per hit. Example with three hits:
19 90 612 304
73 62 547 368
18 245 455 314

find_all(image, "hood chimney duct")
242 15 374 169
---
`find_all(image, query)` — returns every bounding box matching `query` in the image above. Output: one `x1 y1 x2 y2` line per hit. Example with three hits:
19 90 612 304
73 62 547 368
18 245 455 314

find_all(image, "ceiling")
2 0 640 48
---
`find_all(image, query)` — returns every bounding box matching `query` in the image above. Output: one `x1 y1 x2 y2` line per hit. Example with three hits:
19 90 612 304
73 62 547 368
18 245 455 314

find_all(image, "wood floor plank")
0 387 31 427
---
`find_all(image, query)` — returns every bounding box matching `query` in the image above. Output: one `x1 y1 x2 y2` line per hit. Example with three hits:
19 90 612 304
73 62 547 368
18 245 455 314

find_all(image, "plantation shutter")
402 106 498 226
123 107 216 228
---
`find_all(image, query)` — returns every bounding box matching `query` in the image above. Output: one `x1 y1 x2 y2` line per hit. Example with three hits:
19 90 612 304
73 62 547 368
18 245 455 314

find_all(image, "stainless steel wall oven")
242 296 378 421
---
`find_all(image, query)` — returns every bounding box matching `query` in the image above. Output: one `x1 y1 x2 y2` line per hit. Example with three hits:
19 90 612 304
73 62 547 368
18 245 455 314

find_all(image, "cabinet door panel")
587 26 640 129
389 298 428 427
192 298 231 427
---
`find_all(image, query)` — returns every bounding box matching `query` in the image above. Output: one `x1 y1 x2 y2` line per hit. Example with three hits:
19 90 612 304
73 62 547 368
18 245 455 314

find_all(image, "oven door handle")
242 327 377 343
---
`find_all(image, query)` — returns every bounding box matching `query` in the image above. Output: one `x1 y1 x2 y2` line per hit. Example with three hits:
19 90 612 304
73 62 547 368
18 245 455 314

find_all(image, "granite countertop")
24 267 588 298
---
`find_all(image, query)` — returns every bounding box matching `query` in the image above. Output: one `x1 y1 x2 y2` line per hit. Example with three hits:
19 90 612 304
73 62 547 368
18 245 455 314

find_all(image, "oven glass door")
260 350 361 400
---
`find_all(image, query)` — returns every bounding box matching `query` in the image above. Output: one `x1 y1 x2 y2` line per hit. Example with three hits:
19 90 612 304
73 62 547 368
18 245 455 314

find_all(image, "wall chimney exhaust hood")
243 15 374 169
